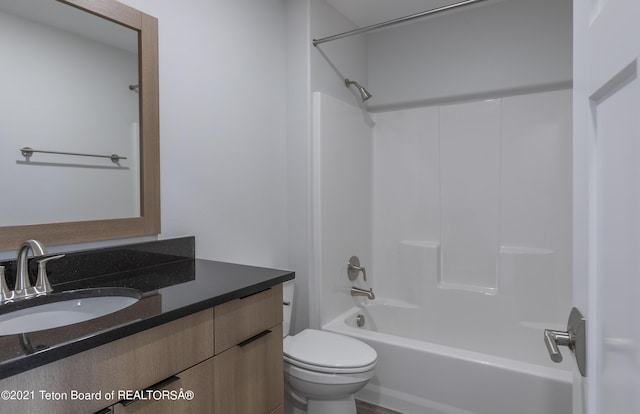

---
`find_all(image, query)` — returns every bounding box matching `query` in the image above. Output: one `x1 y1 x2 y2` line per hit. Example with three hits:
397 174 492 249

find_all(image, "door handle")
120 376 181 406
544 329 571 362
544 307 587 377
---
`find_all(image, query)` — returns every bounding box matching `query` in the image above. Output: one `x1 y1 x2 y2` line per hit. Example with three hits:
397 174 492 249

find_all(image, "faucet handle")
0 266 12 303
347 256 367 282
34 254 65 295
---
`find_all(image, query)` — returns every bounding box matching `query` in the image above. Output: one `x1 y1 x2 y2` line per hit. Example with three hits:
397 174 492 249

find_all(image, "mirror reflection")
0 0 140 226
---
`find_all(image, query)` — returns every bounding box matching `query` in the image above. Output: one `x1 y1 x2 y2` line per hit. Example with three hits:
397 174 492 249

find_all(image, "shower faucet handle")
347 256 366 282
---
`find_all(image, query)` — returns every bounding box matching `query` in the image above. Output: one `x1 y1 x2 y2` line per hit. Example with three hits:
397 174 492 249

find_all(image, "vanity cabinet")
111 284 285 414
213 284 284 414
0 309 214 414
111 357 214 414
0 283 285 414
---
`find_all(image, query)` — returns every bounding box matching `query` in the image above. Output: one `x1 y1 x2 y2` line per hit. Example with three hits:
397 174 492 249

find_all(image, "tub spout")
351 287 375 300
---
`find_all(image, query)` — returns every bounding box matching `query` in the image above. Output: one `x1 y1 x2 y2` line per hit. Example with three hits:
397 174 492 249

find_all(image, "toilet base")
284 393 357 414
308 395 357 414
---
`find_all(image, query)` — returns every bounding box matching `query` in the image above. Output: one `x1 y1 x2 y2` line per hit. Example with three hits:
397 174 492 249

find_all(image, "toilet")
282 281 377 414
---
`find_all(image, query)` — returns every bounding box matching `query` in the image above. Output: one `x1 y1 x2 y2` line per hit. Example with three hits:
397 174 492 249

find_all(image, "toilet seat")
284 355 376 374
284 329 377 374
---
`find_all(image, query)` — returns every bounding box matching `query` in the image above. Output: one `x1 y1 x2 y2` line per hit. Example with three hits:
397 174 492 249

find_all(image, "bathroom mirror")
0 0 159 250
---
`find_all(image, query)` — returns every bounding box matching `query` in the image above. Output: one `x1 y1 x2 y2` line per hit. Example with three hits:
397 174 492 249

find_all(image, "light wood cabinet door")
113 357 214 414
214 324 283 414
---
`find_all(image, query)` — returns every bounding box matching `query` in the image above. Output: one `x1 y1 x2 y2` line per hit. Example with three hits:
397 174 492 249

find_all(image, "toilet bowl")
283 281 377 414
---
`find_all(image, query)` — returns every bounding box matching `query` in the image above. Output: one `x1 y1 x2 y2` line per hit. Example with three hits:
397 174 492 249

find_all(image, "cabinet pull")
121 375 181 406
238 329 271 347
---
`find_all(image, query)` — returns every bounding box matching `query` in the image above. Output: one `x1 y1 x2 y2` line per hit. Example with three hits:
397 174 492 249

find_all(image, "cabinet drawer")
113 357 214 414
0 308 214 414
214 324 283 414
214 284 282 353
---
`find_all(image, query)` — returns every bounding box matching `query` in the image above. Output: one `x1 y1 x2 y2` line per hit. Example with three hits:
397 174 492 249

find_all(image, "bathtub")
323 302 573 414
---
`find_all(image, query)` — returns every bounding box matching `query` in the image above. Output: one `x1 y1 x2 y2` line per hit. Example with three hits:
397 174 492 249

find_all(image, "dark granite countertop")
0 237 294 380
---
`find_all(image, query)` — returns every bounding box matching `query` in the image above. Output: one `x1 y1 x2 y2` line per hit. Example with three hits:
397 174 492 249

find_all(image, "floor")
356 400 403 414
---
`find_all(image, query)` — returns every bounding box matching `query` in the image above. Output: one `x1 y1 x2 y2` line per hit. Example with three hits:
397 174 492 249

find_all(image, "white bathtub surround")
439 99 502 293
372 89 572 308
312 92 374 327
395 241 439 306
392 241 566 342
313 88 572 414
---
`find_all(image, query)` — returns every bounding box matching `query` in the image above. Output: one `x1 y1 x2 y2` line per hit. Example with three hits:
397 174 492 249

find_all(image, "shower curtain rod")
312 0 487 46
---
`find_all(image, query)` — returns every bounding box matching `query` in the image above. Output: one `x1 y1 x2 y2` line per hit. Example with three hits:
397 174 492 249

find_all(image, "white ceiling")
324 0 505 28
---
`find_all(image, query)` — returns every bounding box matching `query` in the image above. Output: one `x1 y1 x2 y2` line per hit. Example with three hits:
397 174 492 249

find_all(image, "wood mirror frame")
0 0 160 251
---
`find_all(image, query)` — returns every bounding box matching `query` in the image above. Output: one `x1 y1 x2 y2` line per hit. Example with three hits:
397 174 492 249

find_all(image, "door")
573 1 640 413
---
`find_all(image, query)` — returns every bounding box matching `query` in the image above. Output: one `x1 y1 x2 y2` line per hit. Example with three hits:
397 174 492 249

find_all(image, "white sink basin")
0 288 142 336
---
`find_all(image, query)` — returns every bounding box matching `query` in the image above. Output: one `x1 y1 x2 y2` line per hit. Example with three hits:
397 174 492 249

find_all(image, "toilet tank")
283 280 295 337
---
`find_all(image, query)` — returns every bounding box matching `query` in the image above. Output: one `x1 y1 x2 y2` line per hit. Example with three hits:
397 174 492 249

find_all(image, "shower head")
345 79 373 102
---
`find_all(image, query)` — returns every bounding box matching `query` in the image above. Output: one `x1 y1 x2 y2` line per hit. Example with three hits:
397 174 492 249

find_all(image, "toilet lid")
284 329 377 371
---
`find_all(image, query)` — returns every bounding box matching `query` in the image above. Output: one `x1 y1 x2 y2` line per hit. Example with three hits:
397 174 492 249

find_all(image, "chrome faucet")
350 286 375 300
14 240 47 297
0 240 64 303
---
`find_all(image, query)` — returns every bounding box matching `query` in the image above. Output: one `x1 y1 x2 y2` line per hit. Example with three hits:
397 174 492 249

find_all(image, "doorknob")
544 307 587 377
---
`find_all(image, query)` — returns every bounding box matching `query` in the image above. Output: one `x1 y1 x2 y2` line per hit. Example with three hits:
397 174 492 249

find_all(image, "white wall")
310 0 368 108
100 0 290 269
366 0 572 110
